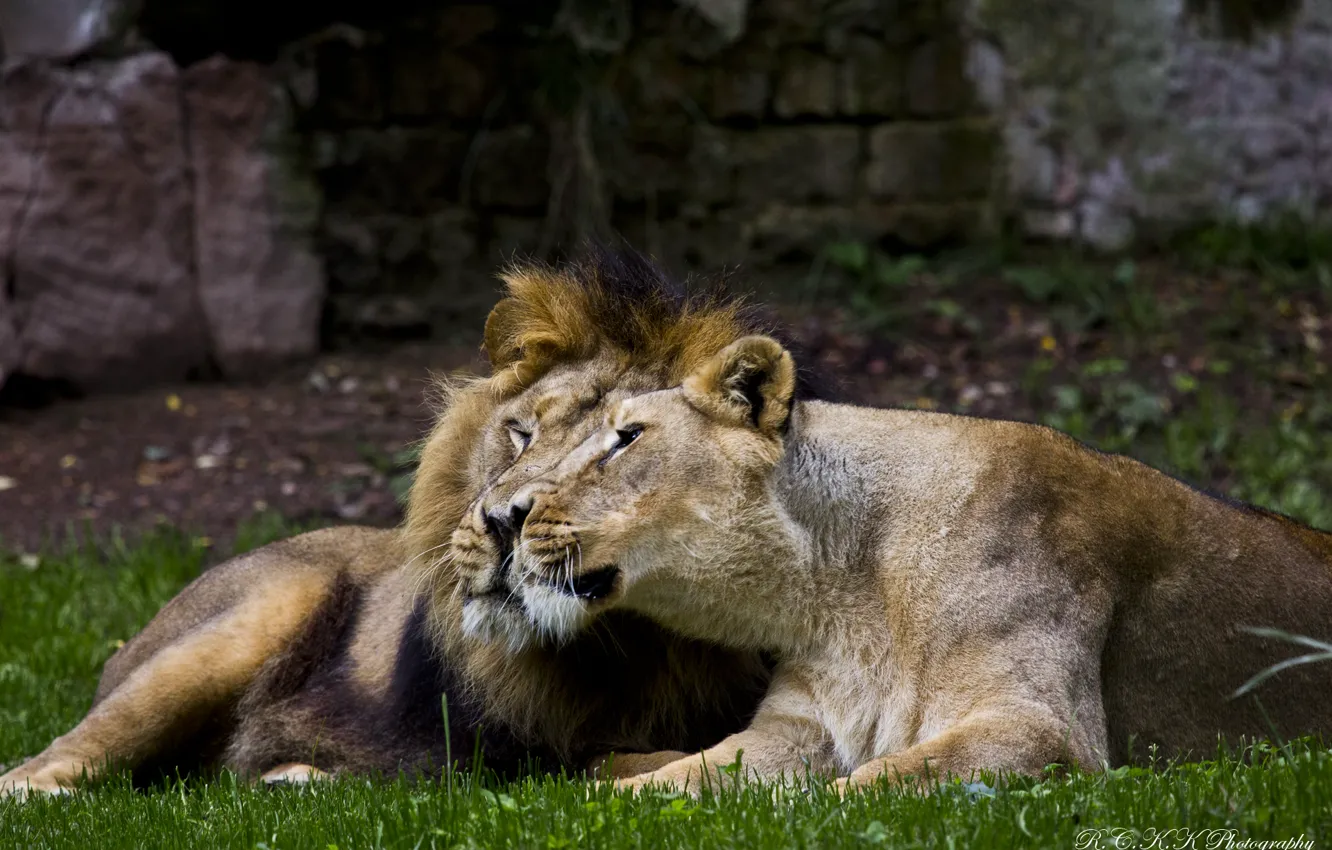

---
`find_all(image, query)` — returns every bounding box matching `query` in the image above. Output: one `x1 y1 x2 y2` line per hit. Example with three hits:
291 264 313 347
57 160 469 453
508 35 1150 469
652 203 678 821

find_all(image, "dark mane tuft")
491 243 833 400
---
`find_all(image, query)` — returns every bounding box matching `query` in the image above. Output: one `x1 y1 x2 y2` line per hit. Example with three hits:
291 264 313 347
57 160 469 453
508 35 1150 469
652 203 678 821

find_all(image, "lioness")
455 333 1332 793
0 251 806 798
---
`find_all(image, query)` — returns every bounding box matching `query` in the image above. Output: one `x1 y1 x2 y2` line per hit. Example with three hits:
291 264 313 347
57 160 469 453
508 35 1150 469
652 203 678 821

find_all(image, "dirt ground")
0 343 483 554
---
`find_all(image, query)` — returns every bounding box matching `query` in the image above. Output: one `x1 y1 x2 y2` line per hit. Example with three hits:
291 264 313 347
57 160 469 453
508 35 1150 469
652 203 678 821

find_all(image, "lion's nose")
508 492 533 531
483 508 516 560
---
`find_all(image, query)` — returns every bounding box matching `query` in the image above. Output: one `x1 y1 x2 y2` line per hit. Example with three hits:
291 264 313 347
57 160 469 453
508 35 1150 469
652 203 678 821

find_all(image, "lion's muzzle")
566 565 620 601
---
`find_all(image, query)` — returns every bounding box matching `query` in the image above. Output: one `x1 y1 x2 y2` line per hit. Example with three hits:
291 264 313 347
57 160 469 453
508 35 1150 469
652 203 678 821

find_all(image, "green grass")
3 530 1332 848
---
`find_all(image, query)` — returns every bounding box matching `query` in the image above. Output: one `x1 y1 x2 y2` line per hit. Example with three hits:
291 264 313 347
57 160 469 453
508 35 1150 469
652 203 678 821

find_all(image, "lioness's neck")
626 404 887 655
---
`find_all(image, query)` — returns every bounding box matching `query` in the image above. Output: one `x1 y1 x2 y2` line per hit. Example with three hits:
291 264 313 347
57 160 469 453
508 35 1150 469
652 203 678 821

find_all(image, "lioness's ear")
682 335 797 435
482 298 522 368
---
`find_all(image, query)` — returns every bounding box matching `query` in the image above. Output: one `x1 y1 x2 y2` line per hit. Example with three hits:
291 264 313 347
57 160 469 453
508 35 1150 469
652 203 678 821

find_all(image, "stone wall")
305 0 1002 337
2 0 1326 392
974 0 1332 249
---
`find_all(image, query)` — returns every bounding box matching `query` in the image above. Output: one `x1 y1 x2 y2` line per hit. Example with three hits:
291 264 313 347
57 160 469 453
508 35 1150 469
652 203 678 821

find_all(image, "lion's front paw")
259 763 330 788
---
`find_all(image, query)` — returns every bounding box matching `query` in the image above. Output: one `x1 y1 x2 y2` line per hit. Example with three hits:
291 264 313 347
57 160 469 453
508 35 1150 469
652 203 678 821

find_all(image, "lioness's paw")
614 771 703 797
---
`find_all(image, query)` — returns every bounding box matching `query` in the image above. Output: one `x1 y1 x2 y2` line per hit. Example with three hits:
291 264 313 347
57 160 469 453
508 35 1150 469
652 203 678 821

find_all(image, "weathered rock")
866 121 999 201
0 52 326 393
0 0 136 63
0 54 205 390
184 58 324 379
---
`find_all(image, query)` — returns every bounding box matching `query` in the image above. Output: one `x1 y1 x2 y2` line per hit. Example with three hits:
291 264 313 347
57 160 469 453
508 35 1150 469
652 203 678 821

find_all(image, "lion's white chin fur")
461 598 541 654
460 586 595 652
518 583 594 646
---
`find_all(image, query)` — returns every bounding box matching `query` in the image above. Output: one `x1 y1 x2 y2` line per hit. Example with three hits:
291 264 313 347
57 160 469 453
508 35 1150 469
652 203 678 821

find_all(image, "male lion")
0 251 805 798
455 332 1332 793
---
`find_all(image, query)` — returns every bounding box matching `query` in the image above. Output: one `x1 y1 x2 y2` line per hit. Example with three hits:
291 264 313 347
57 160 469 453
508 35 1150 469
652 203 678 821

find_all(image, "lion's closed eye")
507 422 534 456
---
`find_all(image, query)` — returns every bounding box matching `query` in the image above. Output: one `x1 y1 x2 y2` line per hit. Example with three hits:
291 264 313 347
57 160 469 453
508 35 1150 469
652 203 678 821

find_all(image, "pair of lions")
3 250 1330 799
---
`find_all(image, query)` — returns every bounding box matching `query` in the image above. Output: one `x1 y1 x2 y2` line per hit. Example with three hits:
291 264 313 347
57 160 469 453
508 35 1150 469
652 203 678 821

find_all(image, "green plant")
811 242 936 336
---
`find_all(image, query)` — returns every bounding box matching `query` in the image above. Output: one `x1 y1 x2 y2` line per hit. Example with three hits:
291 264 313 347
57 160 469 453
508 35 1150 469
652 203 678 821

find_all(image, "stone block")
711 66 771 121
877 202 992 247
470 125 550 210
313 41 384 125
319 127 470 213
732 127 862 204
686 126 738 207
1005 124 1058 202
0 288 18 386
965 40 1006 112
323 208 477 298
867 121 999 201
743 204 866 260
429 4 500 46
1021 209 1077 241
0 54 205 390
839 36 906 117
740 199 990 259
488 215 545 266
184 57 324 378
906 38 973 117
0 0 134 62
427 208 479 271
1078 199 1134 252
0 52 326 392
388 45 493 121
773 50 838 118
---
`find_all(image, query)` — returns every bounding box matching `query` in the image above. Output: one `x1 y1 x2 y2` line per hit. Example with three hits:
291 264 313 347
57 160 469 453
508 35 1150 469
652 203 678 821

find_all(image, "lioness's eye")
614 427 643 449
599 425 642 467
507 423 532 455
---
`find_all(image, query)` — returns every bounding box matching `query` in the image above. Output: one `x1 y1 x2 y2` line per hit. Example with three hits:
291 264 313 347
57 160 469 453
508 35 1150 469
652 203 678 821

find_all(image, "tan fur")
460 334 1332 794
1 259 772 798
